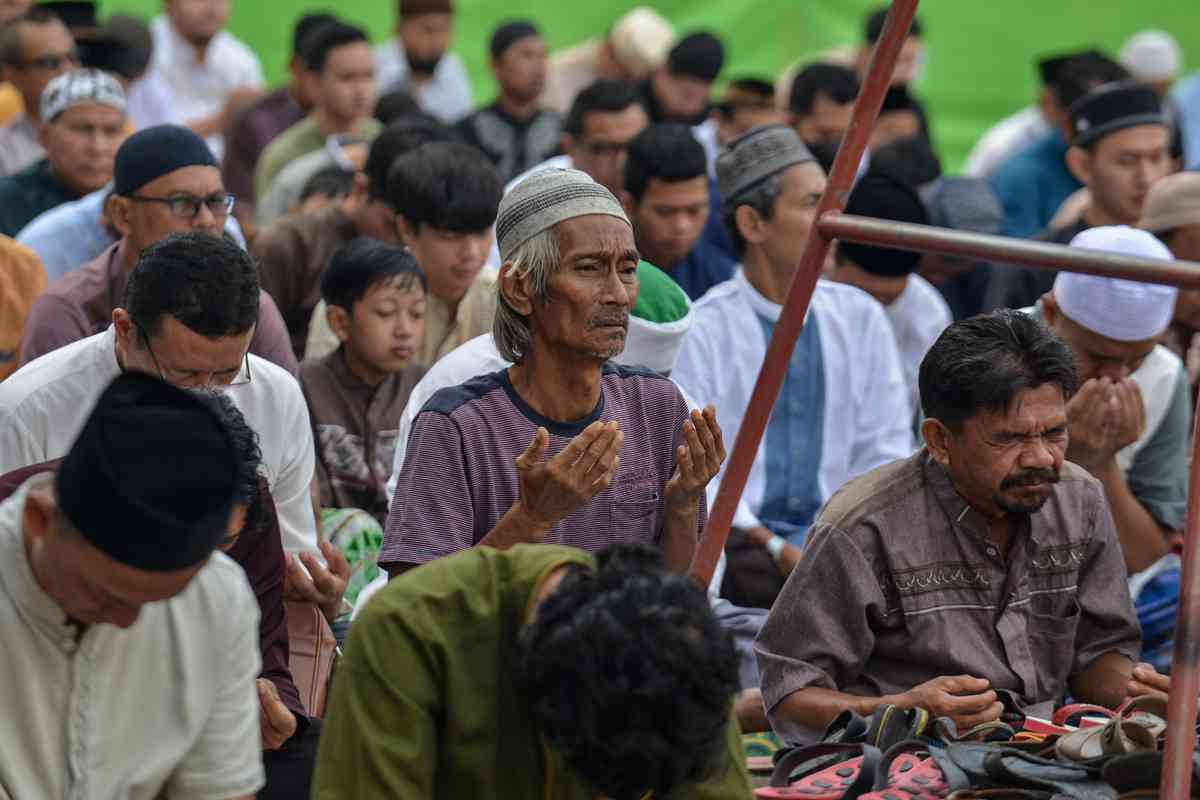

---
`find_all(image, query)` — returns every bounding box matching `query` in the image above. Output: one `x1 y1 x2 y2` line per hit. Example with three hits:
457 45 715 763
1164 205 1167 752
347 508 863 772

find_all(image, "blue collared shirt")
989 131 1081 239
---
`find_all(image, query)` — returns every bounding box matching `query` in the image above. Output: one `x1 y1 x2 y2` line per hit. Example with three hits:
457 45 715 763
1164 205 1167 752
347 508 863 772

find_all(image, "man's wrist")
510 500 555 539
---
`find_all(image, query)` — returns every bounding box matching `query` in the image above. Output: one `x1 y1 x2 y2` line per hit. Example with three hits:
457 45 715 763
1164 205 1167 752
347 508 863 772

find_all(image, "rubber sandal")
980 749 1114 799
864 706 932 750
755 742 883 800
1055 717 1156 762
935 718 1016 744
860 740 972 800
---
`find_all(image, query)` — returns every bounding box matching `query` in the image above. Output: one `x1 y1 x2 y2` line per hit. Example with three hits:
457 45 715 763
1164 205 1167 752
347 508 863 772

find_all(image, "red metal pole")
1162 404 1200 799
688 0 919 586
818 213 1200 289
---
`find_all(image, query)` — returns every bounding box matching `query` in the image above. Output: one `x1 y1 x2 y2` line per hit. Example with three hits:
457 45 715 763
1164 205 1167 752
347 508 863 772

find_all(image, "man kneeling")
756 310 1145 742
313 544 752 797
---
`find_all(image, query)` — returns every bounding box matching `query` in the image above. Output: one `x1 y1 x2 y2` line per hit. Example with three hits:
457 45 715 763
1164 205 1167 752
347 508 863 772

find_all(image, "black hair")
919 310 1079 430
373 88 425 126
564 79 642 137
292 11 338 58
788 63 859 115
299 165 355 204
865 7 922 43
363 118 452 201
869 135 942 189
321 236 426 310
302 20 369 74
714 77 776 117
386 141 502 233
516 544 740 800
0 7 63 65
1053 53 1129 110
807 139 840 175
835 171 929 276
125 232 260 338
190 390 264 533
624 124 708 204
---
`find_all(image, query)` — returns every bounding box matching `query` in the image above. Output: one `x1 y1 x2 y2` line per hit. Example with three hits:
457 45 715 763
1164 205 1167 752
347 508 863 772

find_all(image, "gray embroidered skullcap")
717 124 815 209
40 68 127 123
496 168 630 262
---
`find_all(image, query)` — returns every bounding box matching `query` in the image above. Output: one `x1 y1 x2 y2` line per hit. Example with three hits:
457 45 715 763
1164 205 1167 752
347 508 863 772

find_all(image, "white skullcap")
1119 30 1182 83
609 7 675 75
1053 225 1178 341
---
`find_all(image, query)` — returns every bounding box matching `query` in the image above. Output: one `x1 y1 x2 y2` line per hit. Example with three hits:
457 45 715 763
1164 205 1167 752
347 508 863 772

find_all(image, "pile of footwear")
751 697 1182 799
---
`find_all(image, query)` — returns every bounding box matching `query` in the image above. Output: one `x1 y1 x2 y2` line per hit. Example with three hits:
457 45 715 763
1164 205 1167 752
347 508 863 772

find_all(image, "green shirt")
254 115 382 199
313 544 752 799
0 159 75 238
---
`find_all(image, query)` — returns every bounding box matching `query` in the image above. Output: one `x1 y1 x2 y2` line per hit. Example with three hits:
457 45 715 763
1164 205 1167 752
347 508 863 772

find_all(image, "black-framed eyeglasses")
127 193 236 220
18 50 80 71
138 326 252 388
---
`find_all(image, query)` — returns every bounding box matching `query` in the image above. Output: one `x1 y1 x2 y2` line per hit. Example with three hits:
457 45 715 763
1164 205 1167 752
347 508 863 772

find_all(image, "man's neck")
742 249 791 305
171 20 212 64
314 108 360 138
507 344 606 423
495 92 538 123
1081 202 1127 230
117 239 138 273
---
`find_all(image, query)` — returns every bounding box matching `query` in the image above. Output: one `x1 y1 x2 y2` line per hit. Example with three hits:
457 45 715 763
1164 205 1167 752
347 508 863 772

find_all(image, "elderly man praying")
380 168 725 575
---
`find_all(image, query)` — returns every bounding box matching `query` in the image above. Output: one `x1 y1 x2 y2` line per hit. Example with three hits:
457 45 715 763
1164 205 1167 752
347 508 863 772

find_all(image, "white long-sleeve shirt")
0 327 318 556
673 271 915 531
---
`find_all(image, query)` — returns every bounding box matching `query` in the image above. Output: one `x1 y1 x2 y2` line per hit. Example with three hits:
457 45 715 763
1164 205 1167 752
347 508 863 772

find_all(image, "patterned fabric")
321 508 384 609
1131 553 1180 673
381 363 701 570
39 68 126 122
756 312 824 546
454 105 561 184
495 168 628 261
418 268 498 367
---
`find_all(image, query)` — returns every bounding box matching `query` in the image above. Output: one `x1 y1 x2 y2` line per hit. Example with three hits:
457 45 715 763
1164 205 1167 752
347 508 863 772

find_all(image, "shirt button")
789 400 803 413
987 546 999 557
787 497 802 511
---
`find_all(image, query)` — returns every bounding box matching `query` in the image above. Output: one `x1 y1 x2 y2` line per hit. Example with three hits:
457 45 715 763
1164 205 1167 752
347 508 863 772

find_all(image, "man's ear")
1040 290 1060 326
498 260 535 316
108 195 135 239
921 418 954 467
326 303 353 344
395 215 417 248
561 133 576 159
111 307 136 349
734 204 765 248
619 189 637 219
1065 146 1091 186
22 486 56 548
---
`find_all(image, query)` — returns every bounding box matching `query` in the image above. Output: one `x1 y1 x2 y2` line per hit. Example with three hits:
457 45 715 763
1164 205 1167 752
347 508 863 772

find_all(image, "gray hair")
722 173 785 257
493 227 561 363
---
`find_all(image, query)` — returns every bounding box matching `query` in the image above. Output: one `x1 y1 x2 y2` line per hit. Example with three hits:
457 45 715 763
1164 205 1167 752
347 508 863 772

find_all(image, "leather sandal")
1053 704 1116 728
1115 695 1168 740
1055 717 1156 762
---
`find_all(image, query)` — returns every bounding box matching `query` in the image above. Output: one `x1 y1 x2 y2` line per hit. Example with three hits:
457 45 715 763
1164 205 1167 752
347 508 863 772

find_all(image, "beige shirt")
0 477 264 799
419 269 498 368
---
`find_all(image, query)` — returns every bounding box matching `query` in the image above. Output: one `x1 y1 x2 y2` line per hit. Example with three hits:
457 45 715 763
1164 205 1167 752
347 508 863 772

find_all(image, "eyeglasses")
138 326 252 388
127 193 236 220
17 50 80 72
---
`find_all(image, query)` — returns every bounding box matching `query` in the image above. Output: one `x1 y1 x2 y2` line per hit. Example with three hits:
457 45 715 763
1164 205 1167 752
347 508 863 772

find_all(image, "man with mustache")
756 310 1149 743
380 168 725 575
373 0 470 124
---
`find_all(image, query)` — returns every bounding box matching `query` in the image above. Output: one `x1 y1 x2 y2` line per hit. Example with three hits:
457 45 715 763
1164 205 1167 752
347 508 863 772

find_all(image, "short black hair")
564 79 642 137
1053 52 1129 110
788 63 859 115
302 20 369 74
865 7 922 43
299 165 355 204
321 236 426 311
714 77 775 118
373 88 424 125
624 124 708 205
363 118 453 201
869 135 942 189
125 232 260 338
517 544 740 800
835 171 929 276
386 141 502 233
919 310 1079 430
292 11 338 58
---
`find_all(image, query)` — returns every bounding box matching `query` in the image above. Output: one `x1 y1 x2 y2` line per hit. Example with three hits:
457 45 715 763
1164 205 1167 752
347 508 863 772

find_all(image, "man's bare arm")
1070 651 1135 709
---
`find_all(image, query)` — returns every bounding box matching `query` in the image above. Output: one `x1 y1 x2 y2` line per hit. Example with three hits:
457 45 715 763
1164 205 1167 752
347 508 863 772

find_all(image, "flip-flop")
755 742 883 800
860 740 973 799
1055 717 1156 762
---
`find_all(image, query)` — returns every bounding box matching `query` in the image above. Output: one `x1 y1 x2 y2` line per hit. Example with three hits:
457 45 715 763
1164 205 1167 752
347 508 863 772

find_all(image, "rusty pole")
688 0 921 585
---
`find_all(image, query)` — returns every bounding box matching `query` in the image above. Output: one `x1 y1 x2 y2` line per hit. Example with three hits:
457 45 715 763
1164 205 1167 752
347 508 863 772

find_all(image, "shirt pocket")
607 481 661 545
1027 595 1081 701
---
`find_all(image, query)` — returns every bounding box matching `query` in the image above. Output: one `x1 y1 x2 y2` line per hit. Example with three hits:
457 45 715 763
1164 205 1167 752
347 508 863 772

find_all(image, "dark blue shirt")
989 131 1081 239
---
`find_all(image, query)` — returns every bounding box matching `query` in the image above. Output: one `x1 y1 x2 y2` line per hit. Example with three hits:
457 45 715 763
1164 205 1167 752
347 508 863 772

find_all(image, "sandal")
857 740 972 800
754 743 883 799
1054 704 1116 728
1055 717 1156 762
1115 695 1168 740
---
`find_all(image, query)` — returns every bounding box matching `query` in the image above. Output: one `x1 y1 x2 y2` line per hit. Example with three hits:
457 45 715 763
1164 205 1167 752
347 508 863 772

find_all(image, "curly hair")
516 545 740 800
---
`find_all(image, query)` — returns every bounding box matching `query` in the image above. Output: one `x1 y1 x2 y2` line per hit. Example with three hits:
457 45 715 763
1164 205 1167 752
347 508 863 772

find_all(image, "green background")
96 1 1199 171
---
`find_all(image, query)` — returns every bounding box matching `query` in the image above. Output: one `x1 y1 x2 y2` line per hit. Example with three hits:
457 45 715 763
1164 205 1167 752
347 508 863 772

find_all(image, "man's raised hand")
514 421 624 533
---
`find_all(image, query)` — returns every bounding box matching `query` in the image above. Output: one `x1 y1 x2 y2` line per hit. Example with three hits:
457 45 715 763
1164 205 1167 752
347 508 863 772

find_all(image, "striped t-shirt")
380 364 701 570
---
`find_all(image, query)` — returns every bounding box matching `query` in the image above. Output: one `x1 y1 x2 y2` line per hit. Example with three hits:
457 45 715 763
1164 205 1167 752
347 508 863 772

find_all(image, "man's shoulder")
817 452 928 533
178 550 258 631
691 276 745 314
421 370 508 417
210 29 262 72
0 333 107 405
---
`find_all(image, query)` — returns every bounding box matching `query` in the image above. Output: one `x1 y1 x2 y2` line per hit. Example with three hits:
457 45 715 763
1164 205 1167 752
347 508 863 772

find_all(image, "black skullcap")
880 84 917 113
1070 81 1165 148
490 19 539 60
865 8 921 43
113 124 217 197
1037 48 1103 87
839 171 929 277
55 372 239 572
38 1 98 32
668 32 724 83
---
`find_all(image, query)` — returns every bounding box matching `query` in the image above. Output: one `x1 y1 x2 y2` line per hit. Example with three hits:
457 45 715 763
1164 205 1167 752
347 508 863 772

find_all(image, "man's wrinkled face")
166 0 229 47
116 312 253 390
1044 300 1157 382
42 103 126 196
754 162 827 271
566 103 649 195
112 165 227 256
937 383 1068 517
630 175 709 270
399 13 451 75
793 92 854 149
531 215 639 360
1077 125 1171 225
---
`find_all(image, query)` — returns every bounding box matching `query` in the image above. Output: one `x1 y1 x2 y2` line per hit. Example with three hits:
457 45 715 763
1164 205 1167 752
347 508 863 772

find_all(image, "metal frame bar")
685 2 1199 796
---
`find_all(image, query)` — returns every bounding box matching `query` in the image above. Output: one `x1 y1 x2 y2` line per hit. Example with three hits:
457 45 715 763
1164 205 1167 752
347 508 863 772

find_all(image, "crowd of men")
0 0 1195 797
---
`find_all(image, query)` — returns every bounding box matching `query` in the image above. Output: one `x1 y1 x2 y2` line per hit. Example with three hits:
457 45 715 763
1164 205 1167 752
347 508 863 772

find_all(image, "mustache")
585 312 629 331
1000 469 1060 489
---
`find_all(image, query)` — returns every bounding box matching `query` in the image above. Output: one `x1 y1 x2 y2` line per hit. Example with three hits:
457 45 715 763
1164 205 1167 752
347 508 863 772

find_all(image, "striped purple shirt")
380 364 702 570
